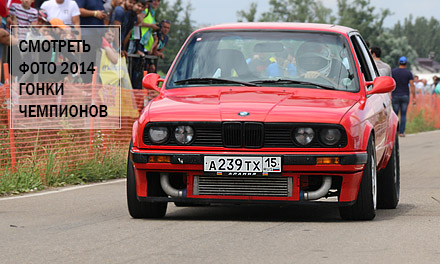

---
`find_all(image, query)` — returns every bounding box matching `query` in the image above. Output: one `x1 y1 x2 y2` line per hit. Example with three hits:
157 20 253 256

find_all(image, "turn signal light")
316 157 340 165
148 156 171 163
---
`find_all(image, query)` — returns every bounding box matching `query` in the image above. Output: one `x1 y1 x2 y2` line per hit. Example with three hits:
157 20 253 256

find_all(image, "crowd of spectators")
0 0 171 89
409 74 440 96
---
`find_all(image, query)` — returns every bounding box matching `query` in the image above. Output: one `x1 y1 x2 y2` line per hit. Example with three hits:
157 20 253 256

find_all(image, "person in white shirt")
421 79 431 95
414 75 425 95
41 0 80 29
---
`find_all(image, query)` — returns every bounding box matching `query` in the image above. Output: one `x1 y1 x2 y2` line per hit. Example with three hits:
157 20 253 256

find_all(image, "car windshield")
167 30 358 91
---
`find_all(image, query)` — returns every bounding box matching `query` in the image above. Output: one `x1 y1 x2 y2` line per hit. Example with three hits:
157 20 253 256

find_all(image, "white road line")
0 179 126 201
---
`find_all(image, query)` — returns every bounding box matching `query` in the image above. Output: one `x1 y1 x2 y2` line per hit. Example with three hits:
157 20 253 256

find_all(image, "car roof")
194 22 357 36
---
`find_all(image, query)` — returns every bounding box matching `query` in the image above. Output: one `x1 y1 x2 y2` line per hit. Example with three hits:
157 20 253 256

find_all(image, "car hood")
147 87 360 124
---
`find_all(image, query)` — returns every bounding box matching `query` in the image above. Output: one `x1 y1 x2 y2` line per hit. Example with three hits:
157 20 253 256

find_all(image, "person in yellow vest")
138 0 160 72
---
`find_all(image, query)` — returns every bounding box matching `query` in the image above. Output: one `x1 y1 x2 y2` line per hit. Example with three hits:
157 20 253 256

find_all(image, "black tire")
339 137 377 220
127 141 167 219
377 132 400 209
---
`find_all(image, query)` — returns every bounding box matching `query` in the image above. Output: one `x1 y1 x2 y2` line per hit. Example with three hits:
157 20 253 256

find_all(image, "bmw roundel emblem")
238 112 250 117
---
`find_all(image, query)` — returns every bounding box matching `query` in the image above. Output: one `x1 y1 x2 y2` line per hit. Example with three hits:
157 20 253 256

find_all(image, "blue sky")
171 0 439 28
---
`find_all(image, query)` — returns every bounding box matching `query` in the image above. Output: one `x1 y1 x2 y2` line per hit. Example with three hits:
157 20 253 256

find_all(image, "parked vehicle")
127 23 400 220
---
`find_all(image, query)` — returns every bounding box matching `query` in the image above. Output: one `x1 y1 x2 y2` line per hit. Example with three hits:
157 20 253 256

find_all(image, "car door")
350 34 388 162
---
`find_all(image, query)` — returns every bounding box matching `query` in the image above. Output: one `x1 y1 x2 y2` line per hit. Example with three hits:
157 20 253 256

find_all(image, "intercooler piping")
160 173 187 197
300 176 332 200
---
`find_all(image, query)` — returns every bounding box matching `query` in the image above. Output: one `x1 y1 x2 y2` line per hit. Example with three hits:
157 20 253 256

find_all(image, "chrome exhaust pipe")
160 173 186 197
300 176 332 200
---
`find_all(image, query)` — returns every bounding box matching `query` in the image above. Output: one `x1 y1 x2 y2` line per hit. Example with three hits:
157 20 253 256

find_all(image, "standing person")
101 27 119 64
139 0 160 55
9 0 38 40
40 0 80 29
109 0 135 26
123 0 147 89
421 79 430 95
103 0 122 25
151 19 170 59
433 76 439 95
413 75 424 95
107 0 134 52
75 0 107 26
121 0 146 55
21 10 50 82
435 79 440 96
75 0 107 83
148 19 170 73
9 0 38 82
391 56 416 137
370 46 391 77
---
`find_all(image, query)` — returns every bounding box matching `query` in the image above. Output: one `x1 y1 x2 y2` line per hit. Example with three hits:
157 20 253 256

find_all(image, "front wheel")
127 141 167 218
339 136 377 220
377 132 400 209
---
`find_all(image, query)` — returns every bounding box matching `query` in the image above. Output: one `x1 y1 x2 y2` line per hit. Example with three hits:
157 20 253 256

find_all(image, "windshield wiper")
250 79 336 90
174 78 260 87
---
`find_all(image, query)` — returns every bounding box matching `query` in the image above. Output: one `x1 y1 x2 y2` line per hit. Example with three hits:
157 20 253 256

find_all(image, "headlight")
174 126 194 145
319 128 342 146
149 127 169 144
293 127 315 145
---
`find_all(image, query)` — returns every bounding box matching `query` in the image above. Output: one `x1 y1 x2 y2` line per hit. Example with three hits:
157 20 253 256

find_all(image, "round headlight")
149 127 169 144
320 128 342 146
293 127 315 145
175 126 194 145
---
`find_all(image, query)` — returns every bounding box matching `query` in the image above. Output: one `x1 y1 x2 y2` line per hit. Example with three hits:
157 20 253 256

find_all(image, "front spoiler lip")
130 151 368 165
137 196 355 207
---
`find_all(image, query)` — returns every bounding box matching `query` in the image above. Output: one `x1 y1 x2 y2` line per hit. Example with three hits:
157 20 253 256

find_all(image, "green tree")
392 16 440 62
375 31 418 69
234 0 438 70
336 0 391 44
258 0 334 23
236 0 391 35
237 2 258 22
335 0 422 69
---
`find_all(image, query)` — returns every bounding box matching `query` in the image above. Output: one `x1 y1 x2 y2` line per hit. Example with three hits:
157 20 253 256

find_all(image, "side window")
355 35 379 80
350 34 377 90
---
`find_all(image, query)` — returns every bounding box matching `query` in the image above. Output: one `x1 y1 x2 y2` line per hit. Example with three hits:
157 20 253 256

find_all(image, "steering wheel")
301 71 339 88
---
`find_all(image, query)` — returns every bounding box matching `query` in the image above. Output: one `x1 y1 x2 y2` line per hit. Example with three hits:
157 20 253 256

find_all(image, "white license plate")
204 156 281 173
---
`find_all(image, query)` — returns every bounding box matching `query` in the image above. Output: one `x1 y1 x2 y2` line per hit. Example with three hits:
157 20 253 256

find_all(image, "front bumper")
130 149 367 204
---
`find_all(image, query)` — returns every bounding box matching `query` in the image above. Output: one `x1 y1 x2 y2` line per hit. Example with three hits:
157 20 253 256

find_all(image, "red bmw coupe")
127 23 400 220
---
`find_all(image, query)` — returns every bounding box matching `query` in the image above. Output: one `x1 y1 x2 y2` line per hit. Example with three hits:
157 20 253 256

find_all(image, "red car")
127 23 400 220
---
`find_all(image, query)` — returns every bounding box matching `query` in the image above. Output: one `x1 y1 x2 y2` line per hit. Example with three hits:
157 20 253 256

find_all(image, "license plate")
204 156 281 173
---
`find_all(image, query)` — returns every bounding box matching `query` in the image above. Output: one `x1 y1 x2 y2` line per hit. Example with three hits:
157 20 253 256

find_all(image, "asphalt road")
1 131 440 264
